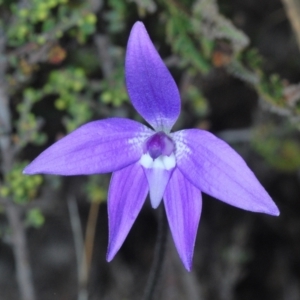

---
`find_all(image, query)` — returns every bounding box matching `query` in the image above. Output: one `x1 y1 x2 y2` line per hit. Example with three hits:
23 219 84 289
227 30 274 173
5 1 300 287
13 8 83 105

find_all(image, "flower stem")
143 204 168 300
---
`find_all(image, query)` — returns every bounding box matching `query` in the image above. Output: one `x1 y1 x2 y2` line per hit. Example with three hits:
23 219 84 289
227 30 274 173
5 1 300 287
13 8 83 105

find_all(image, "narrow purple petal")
173 129 280 216
107 162 149 261
23 118 153 175
164 168 202 271
126 21 180 132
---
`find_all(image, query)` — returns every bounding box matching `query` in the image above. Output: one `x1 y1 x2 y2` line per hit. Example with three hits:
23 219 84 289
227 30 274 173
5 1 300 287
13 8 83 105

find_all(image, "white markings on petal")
171 131 191 161
162 154 176 170
140 153 176 170
140 153 153 168
127 133 151 146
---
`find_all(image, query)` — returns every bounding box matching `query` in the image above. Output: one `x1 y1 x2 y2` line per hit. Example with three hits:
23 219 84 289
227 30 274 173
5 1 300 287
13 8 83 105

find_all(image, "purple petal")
23 118 153 175
125 21 180 132
173 129 280 216
107 162 149 261
164 168 202 271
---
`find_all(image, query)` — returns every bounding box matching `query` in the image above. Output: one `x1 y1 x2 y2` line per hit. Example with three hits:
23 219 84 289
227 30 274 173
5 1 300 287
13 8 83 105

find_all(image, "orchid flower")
23 21 279 271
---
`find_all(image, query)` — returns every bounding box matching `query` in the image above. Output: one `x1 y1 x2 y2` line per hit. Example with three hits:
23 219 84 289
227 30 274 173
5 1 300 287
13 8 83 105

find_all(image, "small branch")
0 30 13 174
67 195 88 300
83 200 100 283
94 34 115 79
281 0 300 52
0 28 36 300
4 199 36 300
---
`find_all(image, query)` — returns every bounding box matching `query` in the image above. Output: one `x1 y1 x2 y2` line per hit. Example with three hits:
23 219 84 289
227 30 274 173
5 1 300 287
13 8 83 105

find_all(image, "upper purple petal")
172 129 280 216
164 168 202 271
23 118 153 175
107 162 149 261
125 21 180 132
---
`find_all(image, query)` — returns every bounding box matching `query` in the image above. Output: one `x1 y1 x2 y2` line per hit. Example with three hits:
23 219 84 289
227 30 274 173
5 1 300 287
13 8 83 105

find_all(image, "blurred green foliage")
15 88 47 150
252 123 300 172
25 208 45 228
86 176 108 204
44 67 92 132
6 0 96 46
0 162 43 204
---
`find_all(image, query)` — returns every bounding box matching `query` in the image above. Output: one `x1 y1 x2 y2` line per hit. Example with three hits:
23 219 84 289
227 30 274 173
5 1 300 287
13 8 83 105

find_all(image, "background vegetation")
1 0 300 299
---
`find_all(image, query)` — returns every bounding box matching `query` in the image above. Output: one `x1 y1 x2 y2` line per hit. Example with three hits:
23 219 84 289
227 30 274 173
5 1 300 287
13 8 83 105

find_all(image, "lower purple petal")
107 162 149 261
164 168 202 271
23 118 153 175
172 129 279 216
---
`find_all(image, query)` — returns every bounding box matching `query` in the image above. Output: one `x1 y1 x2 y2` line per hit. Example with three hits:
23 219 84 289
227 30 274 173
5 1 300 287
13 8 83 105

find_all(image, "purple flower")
23 21 279 271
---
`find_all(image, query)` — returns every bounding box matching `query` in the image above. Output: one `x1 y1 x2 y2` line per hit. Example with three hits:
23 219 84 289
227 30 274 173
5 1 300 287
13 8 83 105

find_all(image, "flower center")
144 131 174 159
140 132 176 171
140 132 176 209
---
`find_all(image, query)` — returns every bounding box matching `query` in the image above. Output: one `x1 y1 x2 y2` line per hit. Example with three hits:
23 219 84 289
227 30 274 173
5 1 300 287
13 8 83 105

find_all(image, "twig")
0 29 36 300
94 34 115 79
281 0 300 52
4 200 36 300
67 195 88 300
83 200 100 284
0 32 12 174
68 199 101 300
